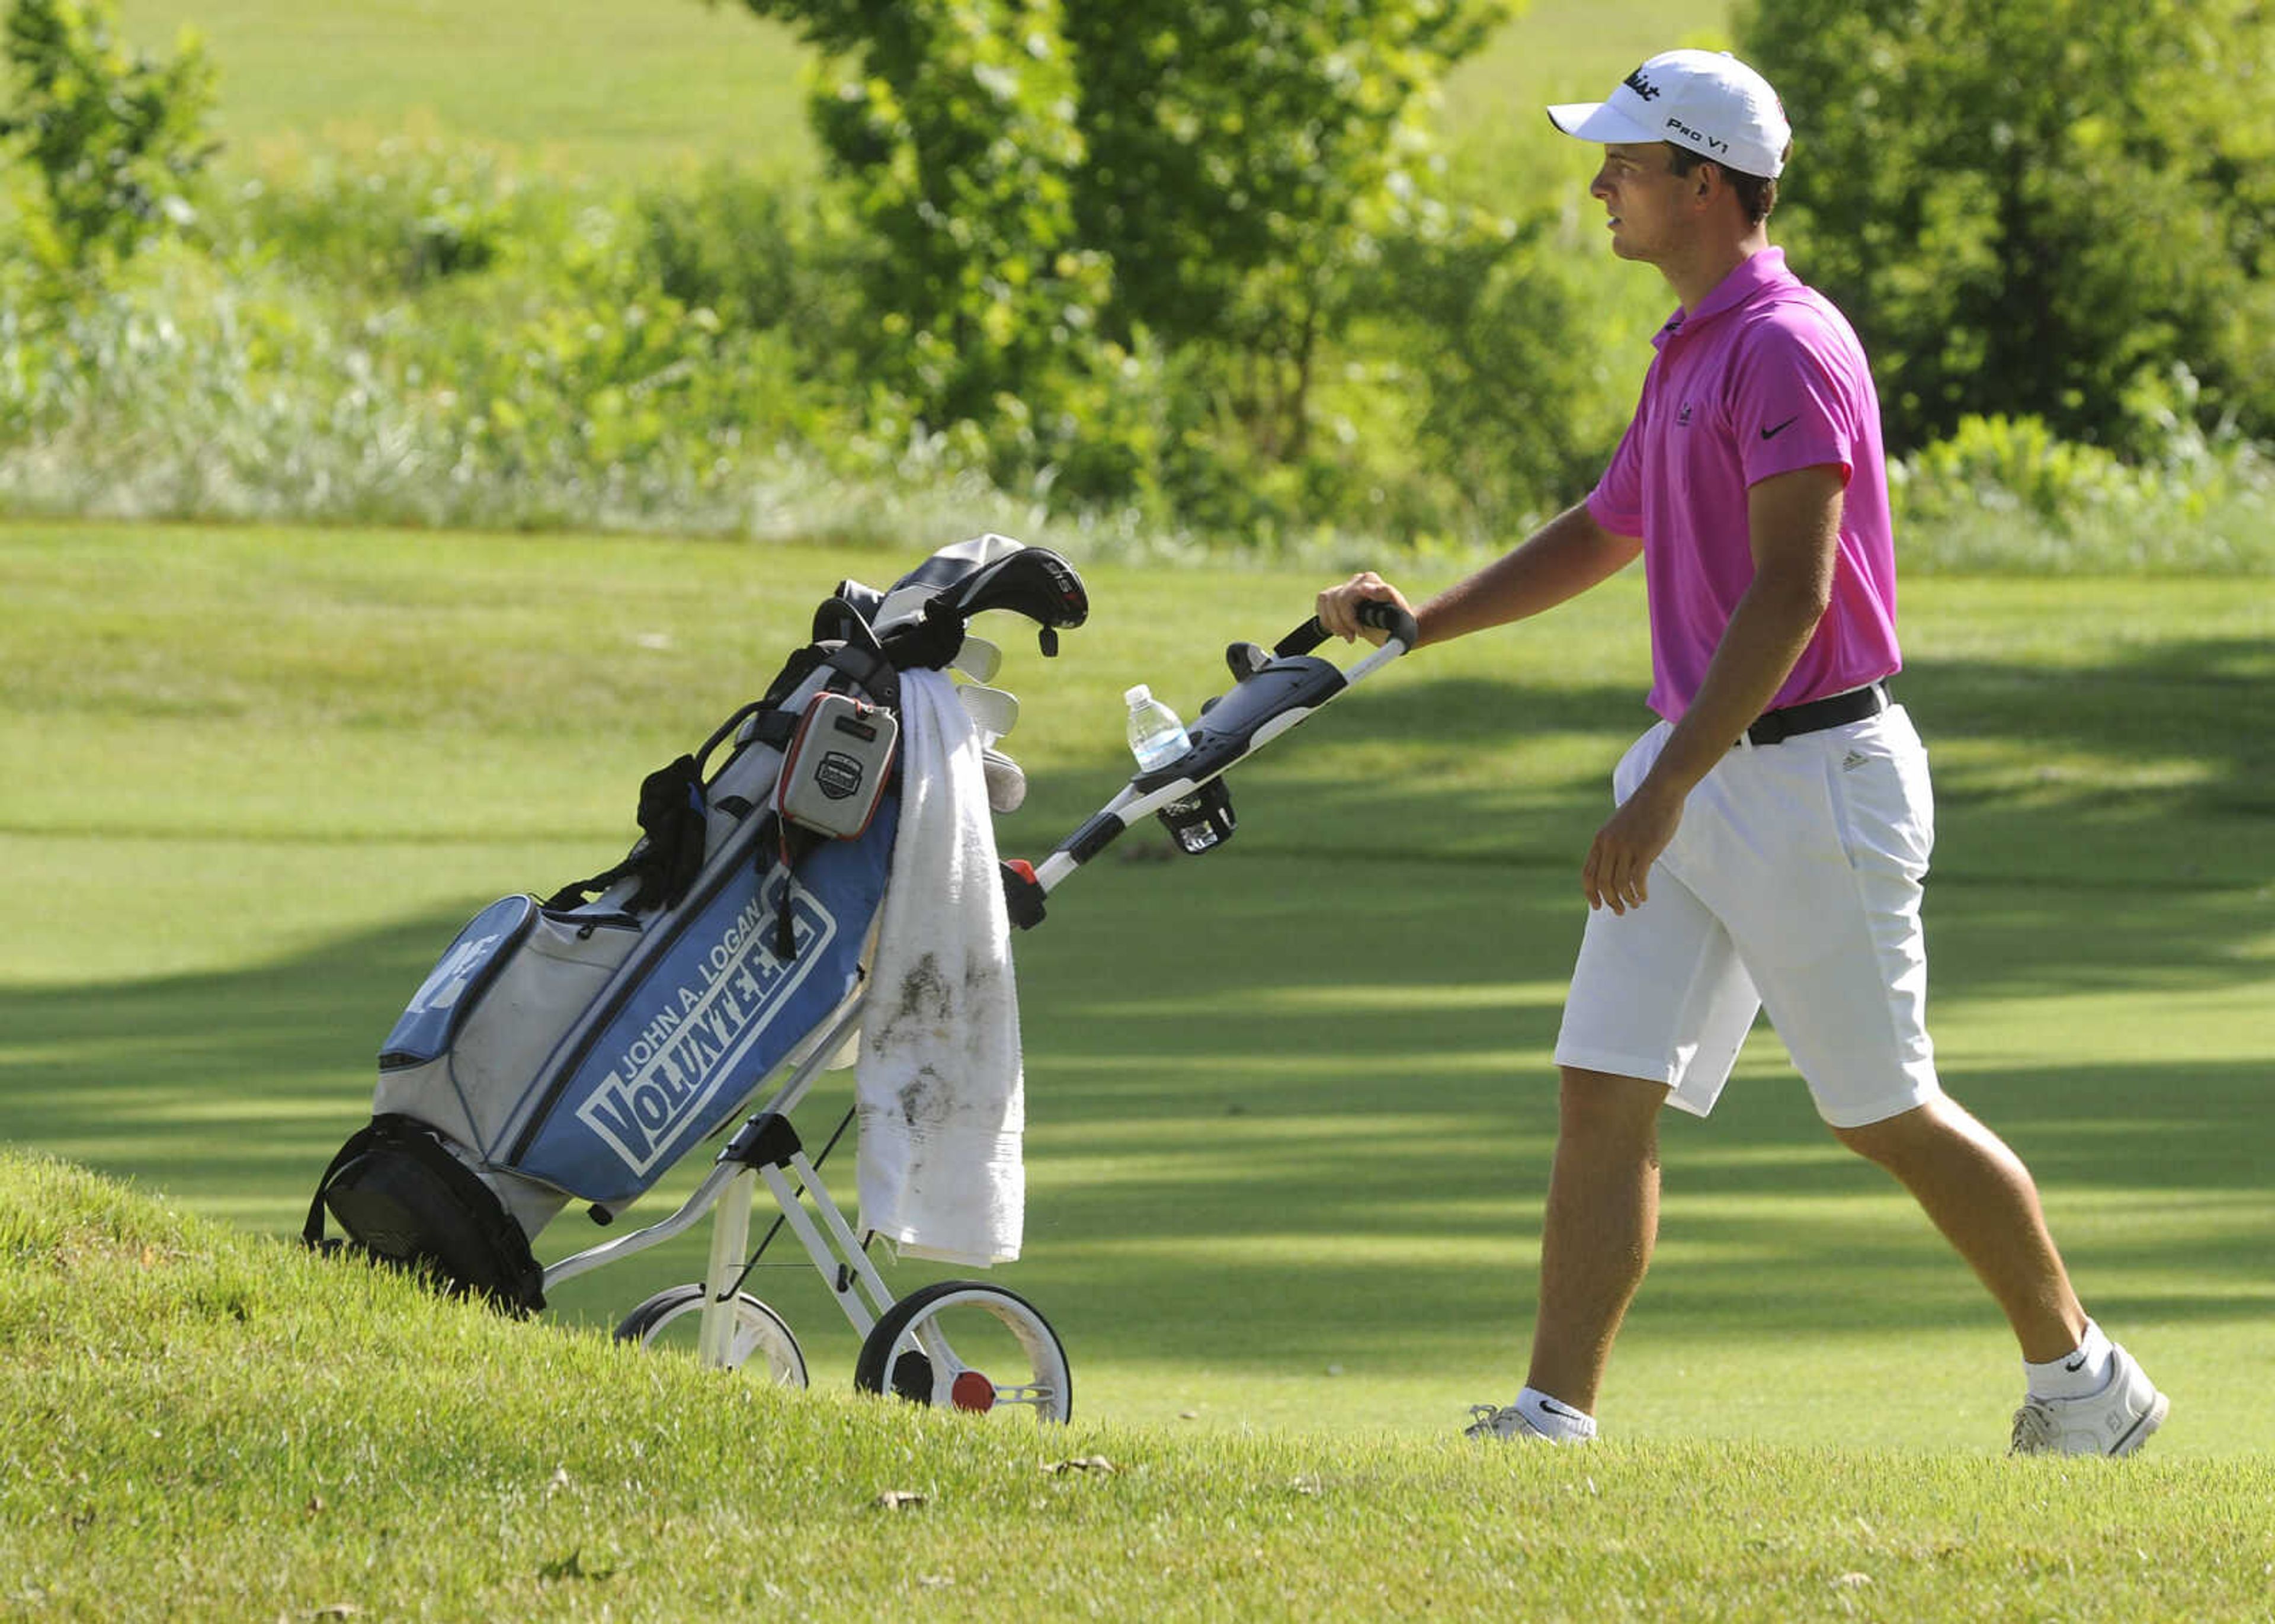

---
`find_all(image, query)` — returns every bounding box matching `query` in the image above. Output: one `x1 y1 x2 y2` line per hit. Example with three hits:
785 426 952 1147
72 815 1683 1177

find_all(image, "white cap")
1546 49 1792 180
1123 684 1151 707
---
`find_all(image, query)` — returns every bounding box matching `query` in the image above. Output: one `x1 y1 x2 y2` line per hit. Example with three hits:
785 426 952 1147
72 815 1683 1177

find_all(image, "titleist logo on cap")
1549 49 1793 180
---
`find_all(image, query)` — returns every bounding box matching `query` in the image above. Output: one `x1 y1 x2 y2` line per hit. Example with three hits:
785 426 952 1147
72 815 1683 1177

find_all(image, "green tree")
1063 0 1504 460
736 0 1109 433
0 0 217 282
741 0 1505 515
1737 0 2275 454
1358 210 1661 542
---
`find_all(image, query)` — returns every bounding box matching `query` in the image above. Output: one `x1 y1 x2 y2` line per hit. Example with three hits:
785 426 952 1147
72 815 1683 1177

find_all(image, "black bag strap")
693 699 780 777
624 755 708 913
544 753 709 913
742 809 825 962
303 1123 381 1250
821 641 900 712
877 593 969 672
546 635 901 918
760 621 898 716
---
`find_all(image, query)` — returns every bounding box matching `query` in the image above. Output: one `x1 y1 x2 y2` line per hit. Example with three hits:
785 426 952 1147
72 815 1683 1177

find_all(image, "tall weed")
1892 385 2274 574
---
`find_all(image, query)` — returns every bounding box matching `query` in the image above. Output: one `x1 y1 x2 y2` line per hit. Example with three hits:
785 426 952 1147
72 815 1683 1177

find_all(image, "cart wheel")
853 1280 1071 1423
613 1283 809 1388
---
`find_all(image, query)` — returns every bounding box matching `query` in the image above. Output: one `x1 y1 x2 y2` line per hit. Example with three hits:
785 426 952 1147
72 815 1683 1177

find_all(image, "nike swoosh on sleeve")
1759 415 1801 441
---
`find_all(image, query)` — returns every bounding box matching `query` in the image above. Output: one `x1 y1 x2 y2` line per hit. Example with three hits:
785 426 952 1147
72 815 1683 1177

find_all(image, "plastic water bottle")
1124 684 1191 772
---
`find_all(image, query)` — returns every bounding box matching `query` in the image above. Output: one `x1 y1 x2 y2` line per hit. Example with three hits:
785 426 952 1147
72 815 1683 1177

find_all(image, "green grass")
113 0 814 180
3 520 2271 1612
2 520 2270 1466
7 1152 2274 1621
105 0 1723 181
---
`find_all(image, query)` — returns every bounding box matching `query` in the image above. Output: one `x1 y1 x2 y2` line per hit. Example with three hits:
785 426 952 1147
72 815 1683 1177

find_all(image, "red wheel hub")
950 1370 996 1412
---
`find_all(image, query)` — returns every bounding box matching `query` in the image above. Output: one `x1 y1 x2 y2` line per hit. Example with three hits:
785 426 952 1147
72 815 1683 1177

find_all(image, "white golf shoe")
1463 1402 1594 1443
1465 1403 1548 1441
2009 1343 2170 1458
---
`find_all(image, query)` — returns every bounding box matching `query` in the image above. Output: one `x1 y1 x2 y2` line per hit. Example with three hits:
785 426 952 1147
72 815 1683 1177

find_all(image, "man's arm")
1316 502 1641 648
1581 464 1845 914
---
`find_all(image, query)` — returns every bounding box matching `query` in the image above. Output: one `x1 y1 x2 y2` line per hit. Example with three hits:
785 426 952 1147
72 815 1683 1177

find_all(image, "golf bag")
306 536 1088 1312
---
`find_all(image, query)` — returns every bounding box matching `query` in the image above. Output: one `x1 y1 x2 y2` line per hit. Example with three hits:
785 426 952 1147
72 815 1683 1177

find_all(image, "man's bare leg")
1526 1067 1672 1412
1832 1096 2085 1361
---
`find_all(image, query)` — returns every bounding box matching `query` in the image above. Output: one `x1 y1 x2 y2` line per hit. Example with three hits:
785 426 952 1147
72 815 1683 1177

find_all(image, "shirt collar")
1652 248 1796 350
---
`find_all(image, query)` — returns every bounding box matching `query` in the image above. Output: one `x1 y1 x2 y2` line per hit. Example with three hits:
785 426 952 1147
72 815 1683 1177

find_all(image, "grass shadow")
5 842 2263 1383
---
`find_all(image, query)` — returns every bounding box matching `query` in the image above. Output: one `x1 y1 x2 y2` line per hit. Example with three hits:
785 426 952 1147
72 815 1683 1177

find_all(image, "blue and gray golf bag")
305 537 1087 1312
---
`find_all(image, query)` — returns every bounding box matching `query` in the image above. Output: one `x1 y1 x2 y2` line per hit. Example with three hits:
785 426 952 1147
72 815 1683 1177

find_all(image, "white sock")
1515 1386 1598 1442
2026 1318 2113 1401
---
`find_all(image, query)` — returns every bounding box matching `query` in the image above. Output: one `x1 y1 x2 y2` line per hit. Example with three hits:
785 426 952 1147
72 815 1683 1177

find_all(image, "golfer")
1316 49 2167 1456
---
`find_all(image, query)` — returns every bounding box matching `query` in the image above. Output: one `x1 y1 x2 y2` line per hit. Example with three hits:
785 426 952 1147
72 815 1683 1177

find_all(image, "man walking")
1316 49 2167 1455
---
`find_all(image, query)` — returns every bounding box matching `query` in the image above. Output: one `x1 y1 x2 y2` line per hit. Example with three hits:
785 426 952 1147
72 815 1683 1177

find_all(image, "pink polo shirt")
1587 248 1901 722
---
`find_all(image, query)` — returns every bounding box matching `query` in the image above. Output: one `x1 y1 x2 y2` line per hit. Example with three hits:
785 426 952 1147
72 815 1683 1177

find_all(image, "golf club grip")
1275 598 1420 658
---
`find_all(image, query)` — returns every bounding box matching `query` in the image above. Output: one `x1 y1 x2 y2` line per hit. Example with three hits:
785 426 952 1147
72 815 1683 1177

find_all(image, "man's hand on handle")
1315 572 1417 646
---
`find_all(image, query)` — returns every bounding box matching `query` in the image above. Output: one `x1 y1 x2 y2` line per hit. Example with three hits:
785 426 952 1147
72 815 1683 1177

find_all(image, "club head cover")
937 546 1089 633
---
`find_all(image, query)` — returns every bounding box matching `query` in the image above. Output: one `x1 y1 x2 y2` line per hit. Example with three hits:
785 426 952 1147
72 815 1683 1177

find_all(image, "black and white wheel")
613 1283 809 1387
854 1280 1071 1423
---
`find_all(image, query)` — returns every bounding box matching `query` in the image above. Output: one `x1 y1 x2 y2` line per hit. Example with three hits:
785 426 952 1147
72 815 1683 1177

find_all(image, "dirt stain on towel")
871 951 1014 1132
897 1065 946 1129
874 955 954 1129
880 953 952 1029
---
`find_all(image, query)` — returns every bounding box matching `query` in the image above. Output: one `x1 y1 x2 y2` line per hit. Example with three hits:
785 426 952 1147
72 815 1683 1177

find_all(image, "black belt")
1742 681 1891 747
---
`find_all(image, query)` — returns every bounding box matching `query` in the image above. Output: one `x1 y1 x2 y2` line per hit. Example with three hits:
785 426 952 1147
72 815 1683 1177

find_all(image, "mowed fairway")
111 0 1727 179
114 0 815 179
3 523 2269 1459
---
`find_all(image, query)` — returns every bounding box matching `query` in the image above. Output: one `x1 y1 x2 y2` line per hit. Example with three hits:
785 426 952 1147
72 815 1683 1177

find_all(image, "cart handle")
1014 597 1420 918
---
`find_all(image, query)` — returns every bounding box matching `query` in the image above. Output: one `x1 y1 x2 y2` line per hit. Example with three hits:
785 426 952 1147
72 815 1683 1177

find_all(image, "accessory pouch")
776 690 899 840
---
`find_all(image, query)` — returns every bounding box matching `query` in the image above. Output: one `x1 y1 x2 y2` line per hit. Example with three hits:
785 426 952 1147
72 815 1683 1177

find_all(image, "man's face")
1588 142 1696 264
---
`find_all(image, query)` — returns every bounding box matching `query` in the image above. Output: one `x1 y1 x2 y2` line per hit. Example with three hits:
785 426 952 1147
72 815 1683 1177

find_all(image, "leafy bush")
229 133 556 292
634 164 850 340
0 0 216 286
1343 201 1666 544
0 140 1128 546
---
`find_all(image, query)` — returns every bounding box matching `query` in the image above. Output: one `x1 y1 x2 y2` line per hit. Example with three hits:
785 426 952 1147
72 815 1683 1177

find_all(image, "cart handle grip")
1274 598 1420 659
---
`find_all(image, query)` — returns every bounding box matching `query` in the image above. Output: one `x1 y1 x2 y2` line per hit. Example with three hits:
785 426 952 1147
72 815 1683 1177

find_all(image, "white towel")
855 667 1025 1265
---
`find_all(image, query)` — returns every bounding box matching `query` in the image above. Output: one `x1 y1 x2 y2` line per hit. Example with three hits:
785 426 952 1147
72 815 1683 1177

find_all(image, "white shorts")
1553 704 1943 1129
